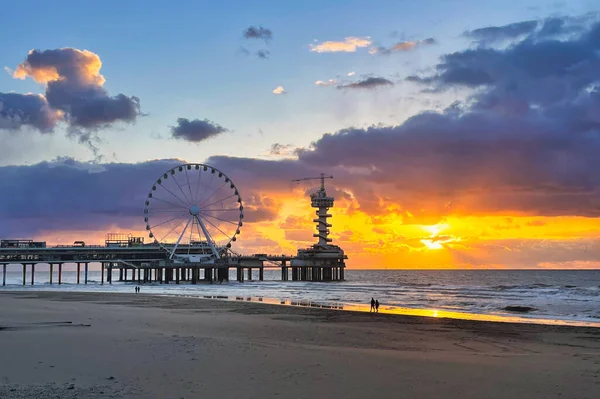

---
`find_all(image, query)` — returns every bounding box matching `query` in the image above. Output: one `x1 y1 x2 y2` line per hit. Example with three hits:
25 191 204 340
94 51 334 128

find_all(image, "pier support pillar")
49 264 53 284
259 267 264 281
247 268 252 281
22 264 26 286
58 263 62 284
31 264 35 286
77 263 81 284
2 264 6 286
176 268 180 284
84 263 88 284
101 263 105 285
119 268 124 281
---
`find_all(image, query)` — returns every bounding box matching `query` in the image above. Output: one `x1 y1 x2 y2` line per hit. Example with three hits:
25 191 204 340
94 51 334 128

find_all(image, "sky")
1 0 600 269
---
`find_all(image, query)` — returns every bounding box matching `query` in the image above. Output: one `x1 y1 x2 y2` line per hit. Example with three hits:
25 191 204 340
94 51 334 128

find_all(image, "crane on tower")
292 173 333 192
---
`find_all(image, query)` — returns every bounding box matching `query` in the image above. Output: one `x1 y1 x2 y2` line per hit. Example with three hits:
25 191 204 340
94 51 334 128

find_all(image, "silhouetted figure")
375 300 379 313
370 297 375 312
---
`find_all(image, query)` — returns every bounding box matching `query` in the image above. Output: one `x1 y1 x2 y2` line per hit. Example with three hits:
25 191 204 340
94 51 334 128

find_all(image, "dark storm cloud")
4 48 140 133
0 158 182 237
295 17 600 217
464 20 539 43
242 195 281 223
0 93 59 132
170 118 228 142
207 17 600 218
409 18 600 94
337 77 394 89
243 26 273 42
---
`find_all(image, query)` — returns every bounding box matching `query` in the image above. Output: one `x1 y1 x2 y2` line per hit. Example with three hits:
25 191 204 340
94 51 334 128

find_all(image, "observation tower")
289 173 347 280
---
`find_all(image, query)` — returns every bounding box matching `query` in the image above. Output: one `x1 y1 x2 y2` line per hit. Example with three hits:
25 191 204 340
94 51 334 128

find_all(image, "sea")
2 268 600 327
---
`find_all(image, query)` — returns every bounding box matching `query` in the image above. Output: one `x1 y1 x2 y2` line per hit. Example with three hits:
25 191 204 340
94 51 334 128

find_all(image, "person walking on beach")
375 299 380 313
370 297 375 312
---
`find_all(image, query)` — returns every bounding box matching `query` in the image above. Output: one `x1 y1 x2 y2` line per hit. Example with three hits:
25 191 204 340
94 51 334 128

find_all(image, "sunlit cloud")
310 37 372 53
2 47 140 140
348 71 356 76
272 85 286 94
315 79 337 86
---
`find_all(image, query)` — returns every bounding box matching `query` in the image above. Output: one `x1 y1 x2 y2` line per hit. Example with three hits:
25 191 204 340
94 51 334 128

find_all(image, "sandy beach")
0 291 599 399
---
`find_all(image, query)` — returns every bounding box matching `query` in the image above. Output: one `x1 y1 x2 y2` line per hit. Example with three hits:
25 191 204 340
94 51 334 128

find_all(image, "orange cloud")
13 48 105 86
310 37 372 53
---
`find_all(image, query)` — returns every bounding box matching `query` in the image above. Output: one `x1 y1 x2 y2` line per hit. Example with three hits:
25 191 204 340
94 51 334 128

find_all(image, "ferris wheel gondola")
144 163 243 262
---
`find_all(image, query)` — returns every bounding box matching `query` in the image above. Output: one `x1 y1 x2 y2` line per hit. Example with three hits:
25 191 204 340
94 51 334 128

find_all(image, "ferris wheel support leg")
170 217 192 260
195 216 221 259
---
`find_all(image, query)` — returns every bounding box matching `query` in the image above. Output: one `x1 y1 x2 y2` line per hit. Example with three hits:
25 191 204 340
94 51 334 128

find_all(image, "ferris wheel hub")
189 205 201 216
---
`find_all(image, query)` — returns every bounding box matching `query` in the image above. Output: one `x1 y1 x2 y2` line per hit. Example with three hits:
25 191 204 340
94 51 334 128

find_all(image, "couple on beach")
134 286 141 293
370 297 379 313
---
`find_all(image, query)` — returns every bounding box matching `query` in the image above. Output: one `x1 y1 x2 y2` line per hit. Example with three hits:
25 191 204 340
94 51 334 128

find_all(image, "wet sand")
0 291 599 398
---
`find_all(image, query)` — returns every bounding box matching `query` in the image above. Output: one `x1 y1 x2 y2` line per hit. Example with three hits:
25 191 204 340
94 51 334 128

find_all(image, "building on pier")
1 239 46 248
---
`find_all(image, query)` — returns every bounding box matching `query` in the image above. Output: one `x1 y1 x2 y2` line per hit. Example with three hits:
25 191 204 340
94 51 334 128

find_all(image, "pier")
0 243 346 286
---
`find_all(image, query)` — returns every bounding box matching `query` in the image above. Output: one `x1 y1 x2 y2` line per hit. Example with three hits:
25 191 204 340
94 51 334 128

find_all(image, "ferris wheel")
144 163 243 261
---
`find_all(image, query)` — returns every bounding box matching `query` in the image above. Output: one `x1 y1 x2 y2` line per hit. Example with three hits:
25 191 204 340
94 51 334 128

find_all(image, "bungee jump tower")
288 173 347 281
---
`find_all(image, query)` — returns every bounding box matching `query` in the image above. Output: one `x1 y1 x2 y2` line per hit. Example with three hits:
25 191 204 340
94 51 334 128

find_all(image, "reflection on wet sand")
199 294 600 328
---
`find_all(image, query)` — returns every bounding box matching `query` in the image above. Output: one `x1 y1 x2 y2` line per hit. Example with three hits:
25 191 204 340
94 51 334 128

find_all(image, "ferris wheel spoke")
148 208 190 214
197 172 216 208
158 218 187 243
184 167 195 203
200 208 240 212
201 194 237 210
198 180 229 208
194 167 203 203
149 215 187 230
159 184 191 208
172 173 192 205
200 215 231 242
198 212 240 226
150 196 189 209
